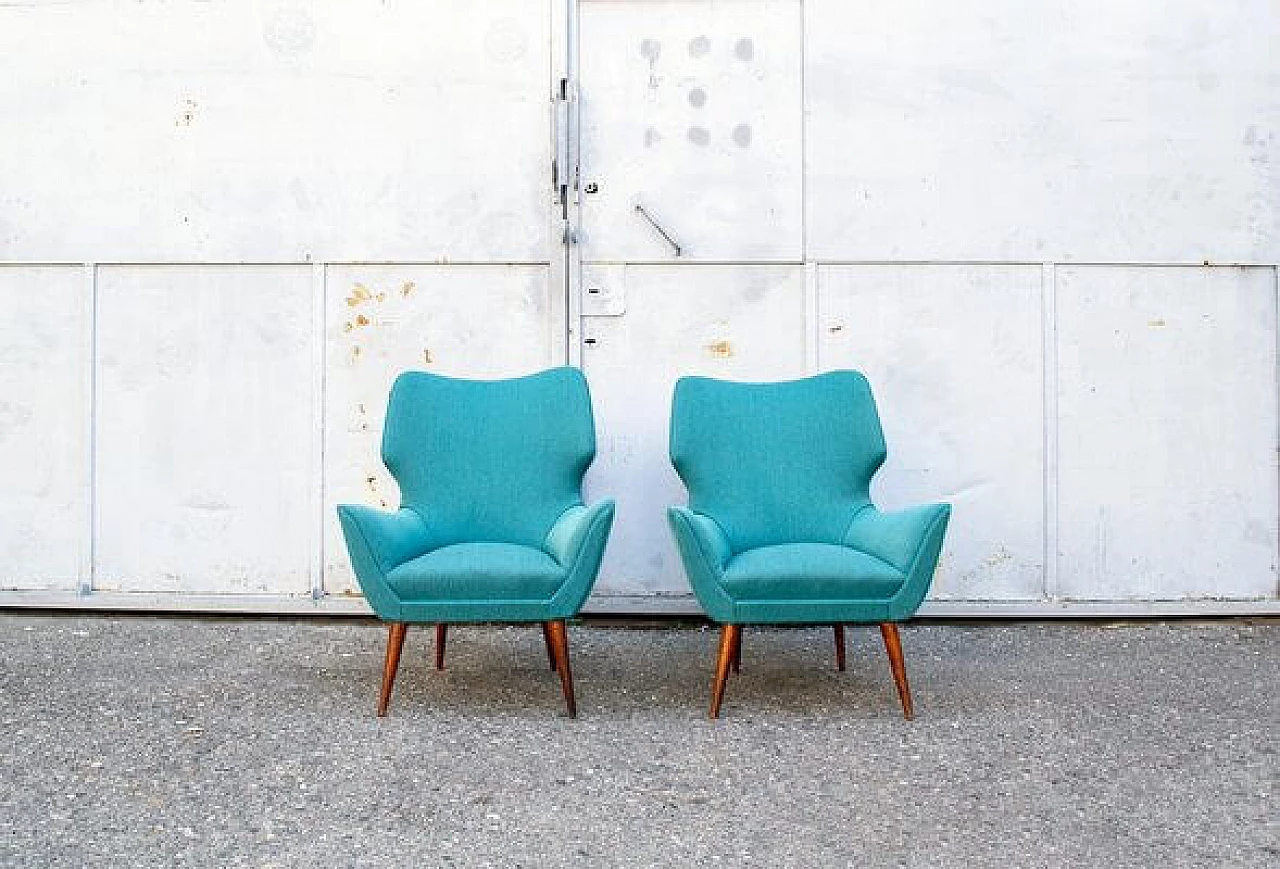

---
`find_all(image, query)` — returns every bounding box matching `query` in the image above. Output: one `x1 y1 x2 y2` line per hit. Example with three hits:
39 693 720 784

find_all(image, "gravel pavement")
1 614 1275 868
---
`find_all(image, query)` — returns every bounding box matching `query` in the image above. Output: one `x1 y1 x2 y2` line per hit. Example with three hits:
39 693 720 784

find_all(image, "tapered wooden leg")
833 624 847 672
879 622 914 720
541 622 558 671
544 620 576 718
709 624 741 720
731 625 743 674
377 623 408 717
434 624 447 670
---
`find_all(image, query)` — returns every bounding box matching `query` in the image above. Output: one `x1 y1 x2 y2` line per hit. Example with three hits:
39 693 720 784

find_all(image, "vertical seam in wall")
549 0 569 366
1042 261 1059 601
799 0 813 374
805 261 819 372
565 0 583 368
82 262 97 596
309 261 326 600
798 0 808 264
1274 263 1279 598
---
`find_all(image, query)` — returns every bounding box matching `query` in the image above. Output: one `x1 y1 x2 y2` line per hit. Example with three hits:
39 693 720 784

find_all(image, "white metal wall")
577 0 1279 613
0 0 1276 615
0 0 565 612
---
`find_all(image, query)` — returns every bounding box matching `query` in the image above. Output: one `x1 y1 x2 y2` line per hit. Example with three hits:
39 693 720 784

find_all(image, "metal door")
0 0 1275 615
0 1 568 606
573 0 807 603
569 0 1279 614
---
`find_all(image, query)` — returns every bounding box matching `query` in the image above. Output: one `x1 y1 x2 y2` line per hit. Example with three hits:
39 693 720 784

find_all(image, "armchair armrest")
544 500 616 618
545 500 617 569
667 506 736 622
844 503 951 620
667 507 731 574
843 503 951 575
337 505 435 620
337 505 434 578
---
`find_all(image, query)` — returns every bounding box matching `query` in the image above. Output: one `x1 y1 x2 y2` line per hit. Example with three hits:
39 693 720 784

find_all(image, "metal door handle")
634 202 683 256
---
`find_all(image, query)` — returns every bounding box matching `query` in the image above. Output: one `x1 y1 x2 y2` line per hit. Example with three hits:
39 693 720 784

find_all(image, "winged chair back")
382 367 596 550
670 371 887 553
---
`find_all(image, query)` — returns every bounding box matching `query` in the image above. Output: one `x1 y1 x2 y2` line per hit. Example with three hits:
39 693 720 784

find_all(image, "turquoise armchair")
338 367 615 717
667 371 950 719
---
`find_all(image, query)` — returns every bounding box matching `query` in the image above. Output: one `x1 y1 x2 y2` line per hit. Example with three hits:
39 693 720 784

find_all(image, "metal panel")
95 265 314 594
323 264 557 596
578 0 803 261
804 0 1280 262
0 266 89 591
0 0 552 262
5 588 1280 619
1056 265 1278 599
818 264 1046 600
581 264 806 596
0 1 1275 617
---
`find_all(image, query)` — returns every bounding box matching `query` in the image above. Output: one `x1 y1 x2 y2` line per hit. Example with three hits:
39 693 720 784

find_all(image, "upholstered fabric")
668 371 950 624
670 372 886 552
723 543 904 600
338 367 615 623
381 368 596 549
388 543 566 601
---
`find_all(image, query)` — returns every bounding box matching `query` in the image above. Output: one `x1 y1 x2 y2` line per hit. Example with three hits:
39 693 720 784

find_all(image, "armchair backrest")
382 367 596 549
670 371 887 552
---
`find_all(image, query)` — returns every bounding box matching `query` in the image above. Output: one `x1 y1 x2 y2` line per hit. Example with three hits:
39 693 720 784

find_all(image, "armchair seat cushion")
722 543 904 601
387 542 566 602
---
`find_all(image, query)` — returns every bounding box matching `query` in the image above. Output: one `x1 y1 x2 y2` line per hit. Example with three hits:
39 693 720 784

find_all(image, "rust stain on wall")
707 339 734 358
346 284 373 307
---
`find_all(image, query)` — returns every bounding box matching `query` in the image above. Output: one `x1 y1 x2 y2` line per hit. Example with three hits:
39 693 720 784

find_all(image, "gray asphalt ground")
0 615 1275 868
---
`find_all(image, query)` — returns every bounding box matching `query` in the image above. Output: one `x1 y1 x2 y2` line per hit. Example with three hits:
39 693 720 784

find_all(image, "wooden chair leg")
731 625 743 674
833 624 846 672
434 624 447 670
377 623 408 717
879 622 914 720
709 624 741 719
544 620 577 718
541 622 558 671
